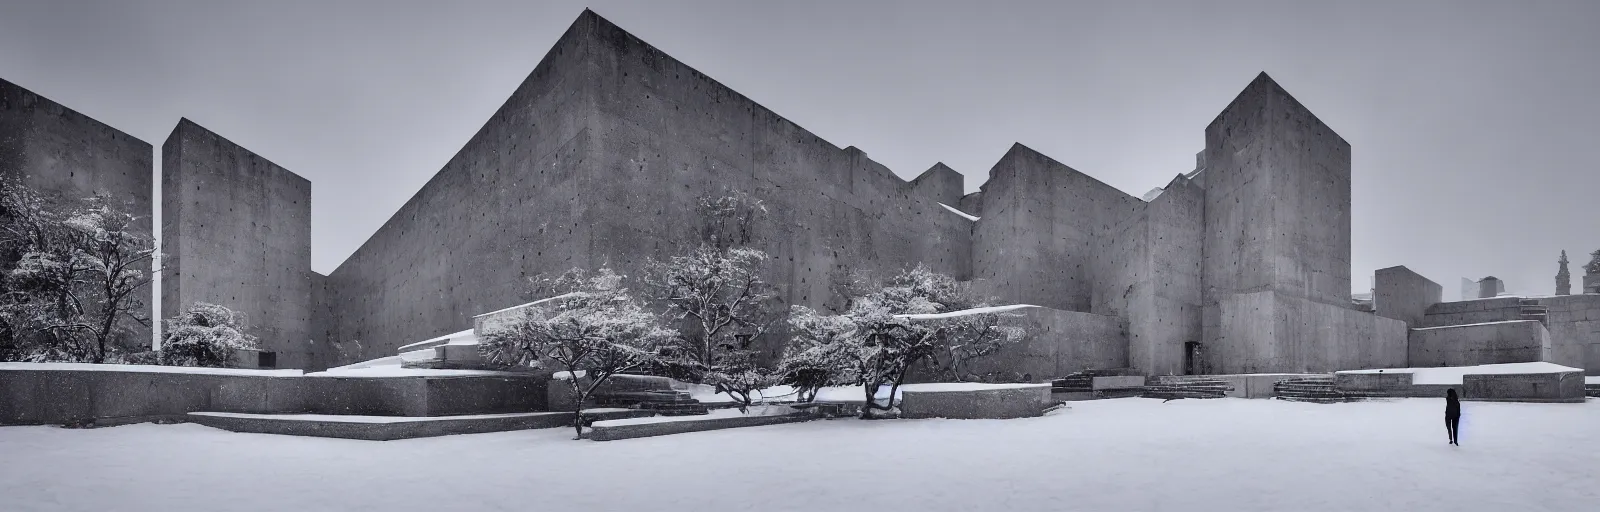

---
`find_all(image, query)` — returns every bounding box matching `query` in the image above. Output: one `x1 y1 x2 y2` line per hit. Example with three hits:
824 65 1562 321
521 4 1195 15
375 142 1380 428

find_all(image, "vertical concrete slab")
1374 265 1443 327
162 120 313 368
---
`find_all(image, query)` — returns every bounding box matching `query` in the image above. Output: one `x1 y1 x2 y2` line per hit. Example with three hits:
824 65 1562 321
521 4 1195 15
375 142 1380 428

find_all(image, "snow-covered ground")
1338 362 1581 385
2 397 1595 511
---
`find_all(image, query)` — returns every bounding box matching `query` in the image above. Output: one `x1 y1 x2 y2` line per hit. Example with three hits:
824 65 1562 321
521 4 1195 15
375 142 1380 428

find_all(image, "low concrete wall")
0 365 549 426
1408 320 1550 367
587 411 815 441
1334 372 1413 393
1461 371 1585 403
1334 370 1584 402
546 374 676 411
899 384 1053 420
1417 297 1524 328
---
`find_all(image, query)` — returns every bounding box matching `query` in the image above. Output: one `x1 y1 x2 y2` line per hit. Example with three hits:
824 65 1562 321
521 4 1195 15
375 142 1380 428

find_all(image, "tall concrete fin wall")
161 119 314 368
323 12 603 362
973 143 1143 312
322 10 974 363
0 77 155 347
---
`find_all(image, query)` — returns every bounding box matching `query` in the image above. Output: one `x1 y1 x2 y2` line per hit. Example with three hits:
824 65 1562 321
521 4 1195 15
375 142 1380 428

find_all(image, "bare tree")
478 268 676 439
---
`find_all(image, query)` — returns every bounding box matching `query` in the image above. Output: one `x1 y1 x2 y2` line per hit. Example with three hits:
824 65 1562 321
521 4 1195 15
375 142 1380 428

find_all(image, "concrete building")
10 9 1588 379
153 9 1413 375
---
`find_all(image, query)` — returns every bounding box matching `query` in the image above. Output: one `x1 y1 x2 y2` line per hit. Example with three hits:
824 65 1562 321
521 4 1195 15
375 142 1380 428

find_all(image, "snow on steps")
186 408 653 441
1142 376 1234 400
1273 376 1393 404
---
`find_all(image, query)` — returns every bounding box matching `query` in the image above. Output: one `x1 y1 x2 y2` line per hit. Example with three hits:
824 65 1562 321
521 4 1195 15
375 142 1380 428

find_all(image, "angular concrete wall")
954 307 1128 381
1208 290 1406 373
1091 173 1204 376
0 78 154 345
1201 72 1351 309
1407 320 1550 368
323 11 975 362
1201 73 1367 373
973 144 1143 312
162 119 314 368
1418 297 1524 328
1374 265 1442 327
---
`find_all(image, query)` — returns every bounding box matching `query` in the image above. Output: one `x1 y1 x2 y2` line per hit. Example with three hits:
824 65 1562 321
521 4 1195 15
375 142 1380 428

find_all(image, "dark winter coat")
1445 394 1461 418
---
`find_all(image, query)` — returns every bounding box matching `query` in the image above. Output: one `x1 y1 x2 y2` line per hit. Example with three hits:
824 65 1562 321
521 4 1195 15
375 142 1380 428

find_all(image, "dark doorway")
1184 342 1202 376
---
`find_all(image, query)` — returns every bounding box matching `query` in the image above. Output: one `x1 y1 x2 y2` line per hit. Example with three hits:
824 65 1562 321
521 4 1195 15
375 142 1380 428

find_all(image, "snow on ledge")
898 382 1050 392
1337 362 1581 385
471 292 580 319
938 203 979 221
1410 320 1543 331
897 304 1038 320
1587 376 1599 385
590 405 797 427
304 366 531 378
397 328 477 352
0 362 303 376
189 411 560 423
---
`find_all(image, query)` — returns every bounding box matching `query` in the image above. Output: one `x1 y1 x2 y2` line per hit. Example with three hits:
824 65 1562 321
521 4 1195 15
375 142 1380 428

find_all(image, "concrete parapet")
1461 371 1585 403
898 384 1053 420
1407 320 1549 368
0 364 549 426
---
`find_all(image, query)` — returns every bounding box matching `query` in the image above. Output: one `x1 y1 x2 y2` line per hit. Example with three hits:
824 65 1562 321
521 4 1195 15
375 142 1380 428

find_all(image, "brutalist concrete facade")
161 119 315 368
152 10 1419 376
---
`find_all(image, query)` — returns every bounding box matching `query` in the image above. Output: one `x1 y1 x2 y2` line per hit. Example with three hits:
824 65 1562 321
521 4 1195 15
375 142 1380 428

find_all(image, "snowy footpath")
2 398 1598 512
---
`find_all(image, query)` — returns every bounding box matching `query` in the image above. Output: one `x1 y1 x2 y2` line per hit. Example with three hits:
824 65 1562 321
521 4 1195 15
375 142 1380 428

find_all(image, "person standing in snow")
1444 388 1462 446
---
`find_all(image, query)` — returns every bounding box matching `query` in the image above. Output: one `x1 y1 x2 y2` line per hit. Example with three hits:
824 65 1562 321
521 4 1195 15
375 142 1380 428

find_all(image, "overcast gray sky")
2 0 1596 300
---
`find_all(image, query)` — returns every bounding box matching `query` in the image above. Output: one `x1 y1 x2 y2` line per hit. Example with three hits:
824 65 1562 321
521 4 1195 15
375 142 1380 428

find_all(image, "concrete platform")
186 408 653 441
587 407 815 442
898 383 1053 419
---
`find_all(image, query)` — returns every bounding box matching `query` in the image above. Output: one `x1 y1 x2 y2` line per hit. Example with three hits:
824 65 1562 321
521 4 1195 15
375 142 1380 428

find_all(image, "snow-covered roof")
938 203 979 221
896 304 1038 320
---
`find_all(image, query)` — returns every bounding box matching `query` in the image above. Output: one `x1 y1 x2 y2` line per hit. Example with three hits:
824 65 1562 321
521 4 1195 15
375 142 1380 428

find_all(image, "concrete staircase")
1274 376 1392 403
591 389 710 416
1142 376 1233 400
1051 368 1138 393
1518 298 1549 326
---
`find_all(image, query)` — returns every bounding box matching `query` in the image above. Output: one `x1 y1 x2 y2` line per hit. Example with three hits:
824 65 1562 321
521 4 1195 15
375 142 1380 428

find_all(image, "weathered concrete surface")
546 373 677 411
0 78 154 346
162 119 314 368
974 144 1143 312
323 10 972 363
0 366 549 425
1408 320 1550 368
1534 294 1600 373
1206 290 1407 374
1334 371 1413 393
899 384 1053 420
1202 72 1352 311
955 307 1127 381
1091 376 1145 390
1094 174 1204 376
587 410 814 441
1374 265 1442 327
1417 297 1524 328
1461 371 1585 403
